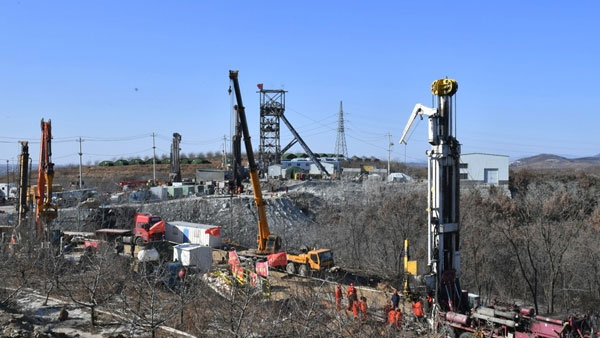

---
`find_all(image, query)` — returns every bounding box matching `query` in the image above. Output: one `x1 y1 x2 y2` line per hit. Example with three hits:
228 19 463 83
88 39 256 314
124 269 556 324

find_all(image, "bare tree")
61 246 128 325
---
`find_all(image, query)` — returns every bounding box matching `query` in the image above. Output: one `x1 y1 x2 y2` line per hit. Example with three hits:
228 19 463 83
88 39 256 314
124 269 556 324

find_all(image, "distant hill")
511 153 600 169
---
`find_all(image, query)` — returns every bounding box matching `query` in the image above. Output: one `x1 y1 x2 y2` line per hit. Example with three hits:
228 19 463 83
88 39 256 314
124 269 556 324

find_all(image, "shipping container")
165 221 222 248
173 244 212 272
150 186 168 201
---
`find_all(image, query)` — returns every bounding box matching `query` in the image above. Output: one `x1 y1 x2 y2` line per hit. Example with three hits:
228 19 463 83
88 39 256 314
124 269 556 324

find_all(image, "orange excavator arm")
36 119 57 238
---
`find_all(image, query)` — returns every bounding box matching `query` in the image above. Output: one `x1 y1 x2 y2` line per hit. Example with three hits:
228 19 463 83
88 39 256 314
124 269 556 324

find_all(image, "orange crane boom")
229 70 281 254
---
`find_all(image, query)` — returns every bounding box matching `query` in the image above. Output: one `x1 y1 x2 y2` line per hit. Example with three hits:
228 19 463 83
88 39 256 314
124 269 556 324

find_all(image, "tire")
135 236 144 246
286 262 296 275
439 326 456 338
298 264 308 277
458 332 473 338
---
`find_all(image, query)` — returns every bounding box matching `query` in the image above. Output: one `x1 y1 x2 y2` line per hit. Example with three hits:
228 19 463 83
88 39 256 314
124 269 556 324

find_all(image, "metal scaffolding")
334 101 348 159
258 88 285 170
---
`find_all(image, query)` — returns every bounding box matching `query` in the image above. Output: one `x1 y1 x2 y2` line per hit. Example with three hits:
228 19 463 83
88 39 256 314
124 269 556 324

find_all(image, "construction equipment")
229 70 281 254
257 85 330 177
16 141 29 228
403 239 417 298
286 248 334 277
132 212 165 245
230 94 244 193
400 78 462 314
169 132 182 183
35 119 58 239
400 79 595 338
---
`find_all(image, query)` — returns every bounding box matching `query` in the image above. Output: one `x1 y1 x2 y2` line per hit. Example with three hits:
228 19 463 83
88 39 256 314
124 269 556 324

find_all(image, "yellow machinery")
229 71 281 254
286 248 334 277
403 239 418 297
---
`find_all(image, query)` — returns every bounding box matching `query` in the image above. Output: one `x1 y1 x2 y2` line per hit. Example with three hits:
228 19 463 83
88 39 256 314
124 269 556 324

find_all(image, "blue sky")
1 1 598 166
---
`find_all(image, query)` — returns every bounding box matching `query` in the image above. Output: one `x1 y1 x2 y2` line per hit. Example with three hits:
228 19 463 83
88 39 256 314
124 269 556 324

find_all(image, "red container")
519 307 534 316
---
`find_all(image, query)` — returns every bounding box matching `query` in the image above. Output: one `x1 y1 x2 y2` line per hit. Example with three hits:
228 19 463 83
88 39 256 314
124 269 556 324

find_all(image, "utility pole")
5 160 9 199
152 133 157 183
78 137 83 189
386 132 393 177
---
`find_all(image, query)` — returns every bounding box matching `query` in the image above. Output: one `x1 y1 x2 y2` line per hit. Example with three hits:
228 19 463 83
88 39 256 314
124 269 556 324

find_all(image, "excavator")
228 71 334 276
36 119 58 239
229 70 281 254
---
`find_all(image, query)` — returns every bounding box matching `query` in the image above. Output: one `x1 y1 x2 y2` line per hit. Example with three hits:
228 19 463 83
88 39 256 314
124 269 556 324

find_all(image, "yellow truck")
286 248 334 277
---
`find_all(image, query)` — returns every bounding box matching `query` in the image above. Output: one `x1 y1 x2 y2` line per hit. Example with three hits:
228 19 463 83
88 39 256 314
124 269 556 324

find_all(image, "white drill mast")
400 78 463 312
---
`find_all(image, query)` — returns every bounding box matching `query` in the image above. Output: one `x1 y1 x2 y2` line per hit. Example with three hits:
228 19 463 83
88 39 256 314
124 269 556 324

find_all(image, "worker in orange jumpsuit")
387 307 396 326
359 296 368 321
352 300 359 320
412 298 424 321
394 308 403 330
346 283 357 310
334 284 343 310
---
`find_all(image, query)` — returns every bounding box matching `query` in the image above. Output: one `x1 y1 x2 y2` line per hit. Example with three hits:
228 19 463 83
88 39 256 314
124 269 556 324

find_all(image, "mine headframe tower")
258 85 330 178
258 86 285 171
399 78 463 313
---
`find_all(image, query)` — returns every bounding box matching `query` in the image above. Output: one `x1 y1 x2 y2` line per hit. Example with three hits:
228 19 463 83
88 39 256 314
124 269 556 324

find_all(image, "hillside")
511 153 600 170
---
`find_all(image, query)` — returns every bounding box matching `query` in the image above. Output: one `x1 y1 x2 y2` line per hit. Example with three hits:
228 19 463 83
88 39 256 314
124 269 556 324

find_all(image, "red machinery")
132 212 164 246
35 119 58 238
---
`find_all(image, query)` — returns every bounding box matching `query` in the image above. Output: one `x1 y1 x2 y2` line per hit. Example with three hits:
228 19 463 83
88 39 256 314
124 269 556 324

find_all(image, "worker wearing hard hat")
346 283 357 310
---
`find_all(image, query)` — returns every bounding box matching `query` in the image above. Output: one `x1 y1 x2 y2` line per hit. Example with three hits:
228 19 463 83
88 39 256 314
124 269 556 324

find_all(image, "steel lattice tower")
334 101 348 159
258 87 286 169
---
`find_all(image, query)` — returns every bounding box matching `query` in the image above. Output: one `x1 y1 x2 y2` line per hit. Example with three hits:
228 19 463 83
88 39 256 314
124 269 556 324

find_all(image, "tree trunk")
91 306 96 326
43 284 53 306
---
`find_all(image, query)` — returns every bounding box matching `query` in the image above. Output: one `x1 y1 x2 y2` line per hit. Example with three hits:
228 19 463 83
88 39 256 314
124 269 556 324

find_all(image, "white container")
173 244 212 272
165 221 222 248
137 248 160 262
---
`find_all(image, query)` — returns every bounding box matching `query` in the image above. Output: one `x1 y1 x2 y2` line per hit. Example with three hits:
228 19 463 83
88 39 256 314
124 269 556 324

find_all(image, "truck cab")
307 249 334 270
287 248 334 276
133 212 165 245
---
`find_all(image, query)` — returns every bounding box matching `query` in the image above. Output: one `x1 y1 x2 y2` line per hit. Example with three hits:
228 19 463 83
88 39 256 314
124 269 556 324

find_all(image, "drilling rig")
400 80 596 338
169 132 182 183
400 78 462 314
16 141 30 228
36 119 58 239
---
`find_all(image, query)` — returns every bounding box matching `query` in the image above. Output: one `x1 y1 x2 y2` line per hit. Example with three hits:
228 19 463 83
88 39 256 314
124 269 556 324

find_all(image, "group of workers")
333 284 432 329
334 283 368 321
386 290 428 330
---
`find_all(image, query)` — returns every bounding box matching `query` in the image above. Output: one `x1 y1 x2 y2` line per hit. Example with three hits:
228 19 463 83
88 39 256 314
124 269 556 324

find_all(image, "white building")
0 184 17 199
173 244 212 271
165 221 222 248
460 153 509 186
281 158 341 175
